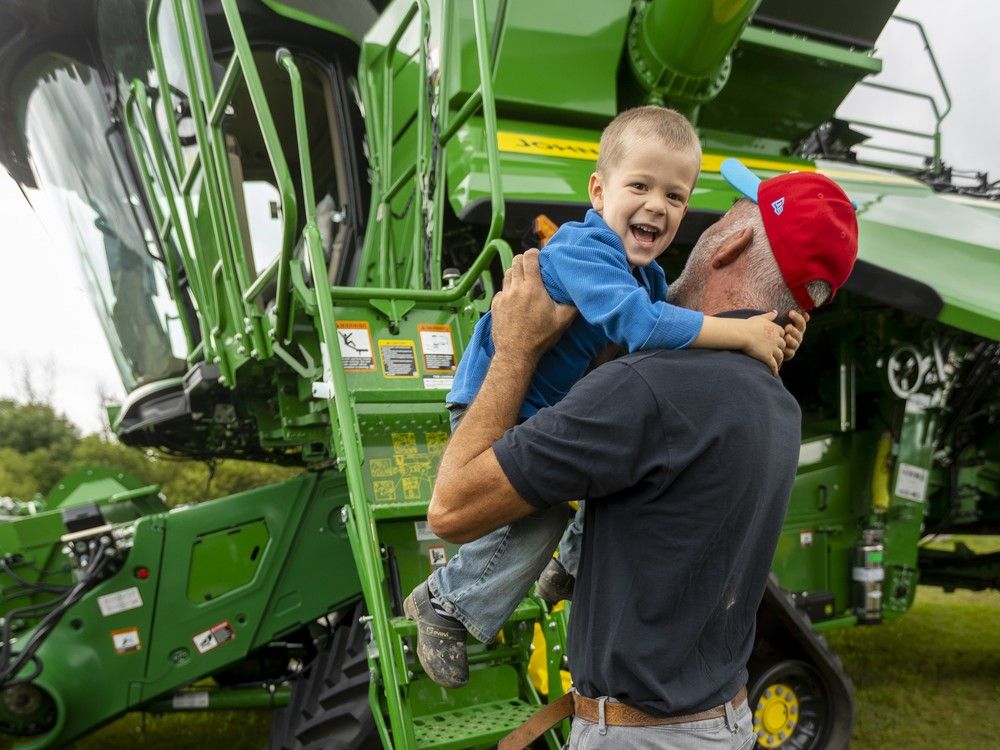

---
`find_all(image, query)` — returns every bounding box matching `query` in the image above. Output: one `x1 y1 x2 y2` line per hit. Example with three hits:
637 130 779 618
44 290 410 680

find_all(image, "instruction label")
336 321 375 371
379 339 418 378
895 462 929 502
367 430 450 503
192 621 235 654
423 376 454 390
418 324 456 373
98 587 143 616
111 627 141 654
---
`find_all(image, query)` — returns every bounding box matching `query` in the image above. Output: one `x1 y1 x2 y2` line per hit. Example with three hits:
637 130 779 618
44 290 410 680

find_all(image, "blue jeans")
427 404 584 642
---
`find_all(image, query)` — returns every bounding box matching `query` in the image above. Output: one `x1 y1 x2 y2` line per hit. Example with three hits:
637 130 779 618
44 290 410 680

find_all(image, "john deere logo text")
497 132 600 162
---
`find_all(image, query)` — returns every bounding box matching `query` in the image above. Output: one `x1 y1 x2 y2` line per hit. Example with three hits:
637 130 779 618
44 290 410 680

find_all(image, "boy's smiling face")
588 138 700 267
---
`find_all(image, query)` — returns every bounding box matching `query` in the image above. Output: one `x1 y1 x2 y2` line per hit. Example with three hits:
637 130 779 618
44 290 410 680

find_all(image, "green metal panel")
186 520 270 603
881 401 936 618
259 0 377 42
483 0 629 121
17 473 361 748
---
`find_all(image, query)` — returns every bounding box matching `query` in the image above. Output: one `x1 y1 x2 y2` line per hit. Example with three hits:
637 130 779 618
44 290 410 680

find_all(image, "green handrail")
358 0 508 294
124 82 210 352
217 0 301 347
845 15 952 172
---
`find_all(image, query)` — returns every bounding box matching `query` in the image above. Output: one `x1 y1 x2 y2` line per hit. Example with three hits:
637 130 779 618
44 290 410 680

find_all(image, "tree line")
0 398 296 506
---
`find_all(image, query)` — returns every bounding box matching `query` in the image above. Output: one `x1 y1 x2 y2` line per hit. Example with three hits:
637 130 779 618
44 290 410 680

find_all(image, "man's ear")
588 172 604 212
711 226 753 269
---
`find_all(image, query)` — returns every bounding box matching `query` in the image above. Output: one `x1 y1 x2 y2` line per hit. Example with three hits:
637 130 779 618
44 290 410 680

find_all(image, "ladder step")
413 698 539 749
371 500 430 520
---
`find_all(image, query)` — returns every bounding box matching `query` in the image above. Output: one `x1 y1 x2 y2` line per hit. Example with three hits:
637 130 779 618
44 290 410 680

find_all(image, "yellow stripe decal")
700 153 813 175
496 132 600 161
497 131 923 187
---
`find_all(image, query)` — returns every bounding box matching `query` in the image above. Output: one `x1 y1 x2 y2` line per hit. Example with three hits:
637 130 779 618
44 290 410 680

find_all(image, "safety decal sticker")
895 462 929 502
423 376 454 390
428 545 448 569
337 321 376 371
379 339 418 378
799 530 814 548
111 627 141 654
418 324 456 373
172 691 210 709
192 621 236 654
98 586 143 616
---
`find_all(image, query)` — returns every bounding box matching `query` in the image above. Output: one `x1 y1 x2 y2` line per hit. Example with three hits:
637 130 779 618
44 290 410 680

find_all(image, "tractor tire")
748 659 830 750
266 602 378 750
748 576 854 750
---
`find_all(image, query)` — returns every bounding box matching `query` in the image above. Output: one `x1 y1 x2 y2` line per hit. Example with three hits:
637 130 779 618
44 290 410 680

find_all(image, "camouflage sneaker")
534 558 575 607
403 581 469 688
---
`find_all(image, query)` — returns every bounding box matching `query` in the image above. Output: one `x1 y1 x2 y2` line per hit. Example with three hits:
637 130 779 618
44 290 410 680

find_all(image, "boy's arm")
547 235 703 351
694 314 786 375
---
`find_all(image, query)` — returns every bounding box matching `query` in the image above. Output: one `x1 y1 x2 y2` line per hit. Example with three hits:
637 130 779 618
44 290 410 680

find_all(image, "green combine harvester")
0 1 997 748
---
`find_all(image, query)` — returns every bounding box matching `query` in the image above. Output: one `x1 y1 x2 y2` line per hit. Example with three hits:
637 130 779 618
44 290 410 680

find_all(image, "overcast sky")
1 0 998 433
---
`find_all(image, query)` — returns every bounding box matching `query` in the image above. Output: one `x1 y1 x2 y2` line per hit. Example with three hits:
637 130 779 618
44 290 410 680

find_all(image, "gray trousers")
568 699 755 750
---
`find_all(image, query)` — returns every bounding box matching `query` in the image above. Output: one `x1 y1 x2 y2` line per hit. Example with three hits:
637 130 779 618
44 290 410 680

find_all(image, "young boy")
404 106 803 687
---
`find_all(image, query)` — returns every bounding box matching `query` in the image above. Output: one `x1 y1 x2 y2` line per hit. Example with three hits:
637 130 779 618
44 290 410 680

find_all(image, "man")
427 160 859 748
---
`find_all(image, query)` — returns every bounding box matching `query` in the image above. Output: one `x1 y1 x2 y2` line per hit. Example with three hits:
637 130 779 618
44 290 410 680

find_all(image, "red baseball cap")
720 158 859 311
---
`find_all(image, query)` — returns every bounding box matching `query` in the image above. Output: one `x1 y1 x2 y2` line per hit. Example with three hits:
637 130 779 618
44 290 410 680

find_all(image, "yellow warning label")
364 428 447 504
497 132 600 161
402 476 422 500
392 432 418 455
379 339 418 378
369 458 396 478
373 480 398 502
426 431 450 454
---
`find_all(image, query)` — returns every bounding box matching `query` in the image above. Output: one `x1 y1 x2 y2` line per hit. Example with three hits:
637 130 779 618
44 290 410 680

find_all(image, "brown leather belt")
573 686 747 727
498 687 747 749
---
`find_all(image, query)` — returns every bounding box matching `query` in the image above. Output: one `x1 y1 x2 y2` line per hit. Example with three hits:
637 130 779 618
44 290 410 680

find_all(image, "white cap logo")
771 197 785 216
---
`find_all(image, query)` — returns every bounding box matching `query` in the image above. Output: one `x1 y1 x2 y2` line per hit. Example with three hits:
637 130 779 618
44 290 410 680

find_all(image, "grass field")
5 580 997 749
826 585 1000 749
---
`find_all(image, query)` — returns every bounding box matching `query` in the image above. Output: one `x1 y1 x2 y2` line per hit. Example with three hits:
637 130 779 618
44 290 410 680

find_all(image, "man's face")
588 139 700 268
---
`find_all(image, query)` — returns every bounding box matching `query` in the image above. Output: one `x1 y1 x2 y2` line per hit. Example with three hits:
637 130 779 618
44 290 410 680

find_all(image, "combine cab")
0 1 996 748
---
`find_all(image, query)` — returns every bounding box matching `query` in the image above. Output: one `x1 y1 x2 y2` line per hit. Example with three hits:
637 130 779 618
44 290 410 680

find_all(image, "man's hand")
491 249 577 362
428 249 575 543
781 310 809 363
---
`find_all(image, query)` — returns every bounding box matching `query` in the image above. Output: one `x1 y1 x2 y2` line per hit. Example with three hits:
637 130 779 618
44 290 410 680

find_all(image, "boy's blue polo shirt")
447 209 704 417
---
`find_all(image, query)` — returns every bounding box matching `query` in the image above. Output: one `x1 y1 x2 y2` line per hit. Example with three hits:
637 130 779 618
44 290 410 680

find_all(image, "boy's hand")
741 311 785 376
492 249 577 362
782 310 809 363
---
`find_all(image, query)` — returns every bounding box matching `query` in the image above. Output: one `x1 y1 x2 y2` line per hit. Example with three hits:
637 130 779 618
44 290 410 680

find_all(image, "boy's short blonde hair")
595 106 701 176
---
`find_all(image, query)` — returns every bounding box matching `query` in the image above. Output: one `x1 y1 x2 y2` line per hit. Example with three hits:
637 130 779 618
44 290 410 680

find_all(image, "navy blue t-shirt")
493 338 801 716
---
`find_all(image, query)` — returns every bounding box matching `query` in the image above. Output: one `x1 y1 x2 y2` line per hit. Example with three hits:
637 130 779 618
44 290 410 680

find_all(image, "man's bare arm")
428 250 576 543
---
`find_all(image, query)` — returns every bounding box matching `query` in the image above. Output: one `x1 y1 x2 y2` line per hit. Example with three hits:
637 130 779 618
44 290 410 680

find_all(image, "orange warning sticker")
111 627 141 654
336 321 376 371
418 324 456 373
